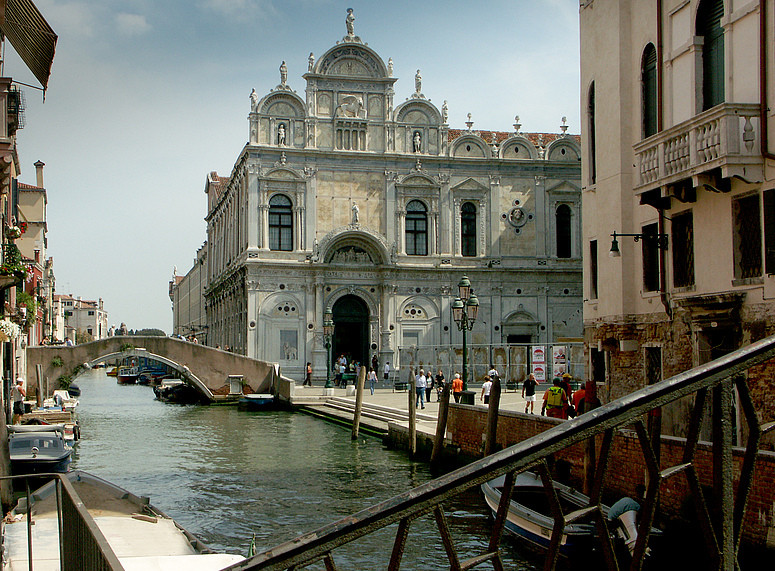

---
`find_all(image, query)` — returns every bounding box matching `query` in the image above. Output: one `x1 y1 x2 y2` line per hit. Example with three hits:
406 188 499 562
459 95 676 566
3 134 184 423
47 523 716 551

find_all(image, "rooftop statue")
442 100 449 124
388 58 394 77
250 89 258 111
280 61 288 85
308 52 315 72
345 8 355 36
415 69 422 94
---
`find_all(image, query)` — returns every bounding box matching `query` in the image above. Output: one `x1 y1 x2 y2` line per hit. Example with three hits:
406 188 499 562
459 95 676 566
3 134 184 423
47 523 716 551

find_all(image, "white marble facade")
201 11 583 380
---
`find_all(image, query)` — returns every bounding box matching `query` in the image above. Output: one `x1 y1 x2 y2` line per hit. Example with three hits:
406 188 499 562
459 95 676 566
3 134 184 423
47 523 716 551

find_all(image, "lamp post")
323 306 334 388
452 276 479 396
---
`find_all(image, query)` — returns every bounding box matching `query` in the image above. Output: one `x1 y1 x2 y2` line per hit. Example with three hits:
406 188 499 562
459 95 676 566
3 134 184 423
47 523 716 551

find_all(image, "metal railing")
226 335 775 571
1 473 123 570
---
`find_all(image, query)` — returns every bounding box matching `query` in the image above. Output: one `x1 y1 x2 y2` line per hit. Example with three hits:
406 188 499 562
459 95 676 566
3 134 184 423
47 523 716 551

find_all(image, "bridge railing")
226 335 775 571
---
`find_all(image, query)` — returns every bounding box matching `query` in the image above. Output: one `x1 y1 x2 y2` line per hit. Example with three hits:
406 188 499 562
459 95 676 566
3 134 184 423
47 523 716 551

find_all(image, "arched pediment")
499 135 539 160
257 91 306 118
396 172 439 188
504 310 539 325
314 44 389 79
399 296 439 320
451 135 489 158
259 292 304 317
395 100 441 125
261 166 304 181
318 227 391 266
546 138 581 162
545 180 582 195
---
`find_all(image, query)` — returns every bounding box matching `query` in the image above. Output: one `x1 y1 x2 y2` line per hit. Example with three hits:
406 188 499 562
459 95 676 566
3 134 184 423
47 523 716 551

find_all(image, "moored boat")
7 424 72 477
481 472 661 558
106 366 118 377
2 470 244 570
117 366 139 384
238 393 277 410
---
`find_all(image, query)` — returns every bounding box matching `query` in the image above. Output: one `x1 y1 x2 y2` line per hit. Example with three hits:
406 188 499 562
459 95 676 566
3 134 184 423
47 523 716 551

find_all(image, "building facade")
580 0 774 437
169 243 208 341
54 294 108 342
198 12 583 380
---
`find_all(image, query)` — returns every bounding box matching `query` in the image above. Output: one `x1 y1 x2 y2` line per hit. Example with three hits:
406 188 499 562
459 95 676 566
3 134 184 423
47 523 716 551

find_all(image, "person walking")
425 372 434 403
384 361 390 385
11 378 25 424
452 373 463 403
541 377 569 419
522 373 538 414
434 369 445 401
303 362 313 386
368 367 377 395
480 375 493 404
415 369 427 409
371 354 379 373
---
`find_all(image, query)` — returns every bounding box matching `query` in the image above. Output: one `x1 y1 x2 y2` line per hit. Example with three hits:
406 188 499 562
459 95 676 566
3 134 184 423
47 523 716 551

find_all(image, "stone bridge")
26 336 279 403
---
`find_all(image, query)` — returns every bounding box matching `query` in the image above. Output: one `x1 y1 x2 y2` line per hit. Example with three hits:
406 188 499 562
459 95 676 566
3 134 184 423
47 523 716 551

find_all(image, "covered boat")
481 472 660 558
2 470 244 570
7 424 72 476
238 393 277 410
117 365 139 384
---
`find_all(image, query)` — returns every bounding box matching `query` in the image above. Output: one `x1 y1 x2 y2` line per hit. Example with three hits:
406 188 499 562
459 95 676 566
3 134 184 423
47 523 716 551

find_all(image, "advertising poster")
531 346 546 381
552 345 567 378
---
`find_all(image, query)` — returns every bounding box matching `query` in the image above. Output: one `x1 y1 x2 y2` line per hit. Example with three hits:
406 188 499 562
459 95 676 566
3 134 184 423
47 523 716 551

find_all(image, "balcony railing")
633 103 763 194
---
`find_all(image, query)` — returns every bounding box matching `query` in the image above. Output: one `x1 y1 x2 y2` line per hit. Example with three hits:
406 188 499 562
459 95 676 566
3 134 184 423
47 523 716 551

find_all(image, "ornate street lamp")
323 306 334 388
452 275 479 392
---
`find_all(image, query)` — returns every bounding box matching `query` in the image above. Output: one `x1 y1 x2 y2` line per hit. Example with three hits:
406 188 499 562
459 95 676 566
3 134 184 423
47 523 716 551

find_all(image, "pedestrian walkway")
289 381 550 438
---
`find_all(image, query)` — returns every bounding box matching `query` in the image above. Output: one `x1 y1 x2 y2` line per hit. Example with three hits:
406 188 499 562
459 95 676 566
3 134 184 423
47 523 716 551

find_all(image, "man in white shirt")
384 361 390 384
481 375 493 404
415 369 427 409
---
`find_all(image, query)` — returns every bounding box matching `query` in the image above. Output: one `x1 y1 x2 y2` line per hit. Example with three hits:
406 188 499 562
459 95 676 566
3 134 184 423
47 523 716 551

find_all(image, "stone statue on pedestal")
346 8 355 36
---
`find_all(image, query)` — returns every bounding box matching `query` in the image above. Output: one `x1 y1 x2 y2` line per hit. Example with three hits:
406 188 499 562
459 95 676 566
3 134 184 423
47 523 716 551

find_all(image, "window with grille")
645 346 662 385
461 202 477 257
556 204 572 258
589 239 598 299
405 200 428 256
642 43 658 138
642 223 660 292
733 194 762 279
697 0 724 110
672 211 695 288
269 194 293 251
764 190 775 273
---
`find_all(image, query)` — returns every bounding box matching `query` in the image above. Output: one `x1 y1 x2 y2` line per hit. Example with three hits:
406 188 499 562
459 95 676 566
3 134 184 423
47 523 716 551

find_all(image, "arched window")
461 202 477 257
697 0 724 110
268 194 293 251
405 200 428 256
587 81 597 184
556 204 572 258
642 43 658 138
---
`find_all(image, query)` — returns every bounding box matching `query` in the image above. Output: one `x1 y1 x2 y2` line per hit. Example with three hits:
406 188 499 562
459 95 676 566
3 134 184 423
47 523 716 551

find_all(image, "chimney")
34 160 45 188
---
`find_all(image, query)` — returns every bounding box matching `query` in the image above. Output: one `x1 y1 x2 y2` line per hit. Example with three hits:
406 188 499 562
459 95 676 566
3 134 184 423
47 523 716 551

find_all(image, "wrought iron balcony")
633 103 762 194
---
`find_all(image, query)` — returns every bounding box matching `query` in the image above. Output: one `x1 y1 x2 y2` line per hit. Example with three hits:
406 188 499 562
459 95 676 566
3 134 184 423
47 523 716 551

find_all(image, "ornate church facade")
196 12 583 380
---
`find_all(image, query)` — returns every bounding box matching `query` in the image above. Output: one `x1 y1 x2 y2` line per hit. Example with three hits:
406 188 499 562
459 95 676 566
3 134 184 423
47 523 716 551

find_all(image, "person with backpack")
541 377 568 419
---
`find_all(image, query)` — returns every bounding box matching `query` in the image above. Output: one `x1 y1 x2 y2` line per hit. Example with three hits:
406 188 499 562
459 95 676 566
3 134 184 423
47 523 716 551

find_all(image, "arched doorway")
332 295 369 368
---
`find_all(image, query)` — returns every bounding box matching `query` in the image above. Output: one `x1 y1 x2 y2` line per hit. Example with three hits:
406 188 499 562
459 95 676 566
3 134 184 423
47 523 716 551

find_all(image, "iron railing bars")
714 380 736 570
488 469 515 553
631 421 660 571
227 335 775 571
56 478 64 568
734 374 759 558
388 516 411 570
25 477 32 571
538 461 565 571
432 505 461 570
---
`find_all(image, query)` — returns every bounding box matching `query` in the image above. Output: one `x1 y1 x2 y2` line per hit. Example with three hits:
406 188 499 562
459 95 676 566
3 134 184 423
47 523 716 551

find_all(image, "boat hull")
238 394 277 410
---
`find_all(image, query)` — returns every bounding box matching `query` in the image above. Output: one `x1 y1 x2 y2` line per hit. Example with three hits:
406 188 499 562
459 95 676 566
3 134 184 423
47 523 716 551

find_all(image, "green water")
69 368 537 569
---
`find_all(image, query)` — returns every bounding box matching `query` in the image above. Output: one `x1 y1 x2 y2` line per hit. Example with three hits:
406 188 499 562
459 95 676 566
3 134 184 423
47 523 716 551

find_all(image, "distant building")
54 294 108 342
179 10 583 380
580 0 774 438
169 244 208 341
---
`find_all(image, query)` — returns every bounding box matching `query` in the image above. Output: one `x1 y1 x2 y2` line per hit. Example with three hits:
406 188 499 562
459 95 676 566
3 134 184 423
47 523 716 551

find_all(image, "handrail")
226 334 775 571
0 473 124 570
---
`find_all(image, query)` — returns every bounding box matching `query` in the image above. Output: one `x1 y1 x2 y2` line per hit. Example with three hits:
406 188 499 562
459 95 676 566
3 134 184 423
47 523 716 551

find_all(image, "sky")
3 0 581 333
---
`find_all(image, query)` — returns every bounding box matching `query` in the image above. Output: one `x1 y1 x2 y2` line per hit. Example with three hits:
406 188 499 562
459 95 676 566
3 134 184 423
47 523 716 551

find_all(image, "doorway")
332 295 369 368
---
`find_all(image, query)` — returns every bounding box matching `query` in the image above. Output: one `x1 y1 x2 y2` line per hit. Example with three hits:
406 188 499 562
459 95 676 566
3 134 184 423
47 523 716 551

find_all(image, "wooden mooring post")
430 380 451 466
351 366 367 440
408 369 416 456
484 376 501 456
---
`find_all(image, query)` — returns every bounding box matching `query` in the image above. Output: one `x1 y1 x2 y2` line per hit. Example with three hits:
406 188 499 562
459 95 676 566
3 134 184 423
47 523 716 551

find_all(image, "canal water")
69 369 539 569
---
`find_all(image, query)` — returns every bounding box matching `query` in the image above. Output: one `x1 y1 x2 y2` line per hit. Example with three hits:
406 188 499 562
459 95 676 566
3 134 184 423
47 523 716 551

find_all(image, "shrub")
51 356 64 367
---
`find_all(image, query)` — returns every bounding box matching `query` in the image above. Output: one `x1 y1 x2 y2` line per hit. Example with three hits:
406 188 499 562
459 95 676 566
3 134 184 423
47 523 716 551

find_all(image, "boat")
66 383 81 396
117 365 139 384
42 389 79 411
153 379 204 404
106 366 118 377
481 472 661 558
2 470 244 570
7 424 72 477
20 418 80 446
238 393 277 410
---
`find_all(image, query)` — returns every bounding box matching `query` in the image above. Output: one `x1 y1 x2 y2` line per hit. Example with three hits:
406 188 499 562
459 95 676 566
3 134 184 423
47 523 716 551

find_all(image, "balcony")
633 103 762 195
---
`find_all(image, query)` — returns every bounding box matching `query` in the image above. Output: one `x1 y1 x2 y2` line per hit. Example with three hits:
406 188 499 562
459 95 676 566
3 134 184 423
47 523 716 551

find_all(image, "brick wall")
446 404 775 548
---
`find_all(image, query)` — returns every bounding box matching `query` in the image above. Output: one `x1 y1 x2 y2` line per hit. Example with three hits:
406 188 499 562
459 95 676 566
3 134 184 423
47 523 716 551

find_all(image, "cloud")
115 13 151 36
199 0 276 21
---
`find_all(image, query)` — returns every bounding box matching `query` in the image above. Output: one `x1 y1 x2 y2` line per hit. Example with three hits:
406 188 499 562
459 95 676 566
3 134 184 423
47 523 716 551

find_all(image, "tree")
132 328 166 336
76 329 94 344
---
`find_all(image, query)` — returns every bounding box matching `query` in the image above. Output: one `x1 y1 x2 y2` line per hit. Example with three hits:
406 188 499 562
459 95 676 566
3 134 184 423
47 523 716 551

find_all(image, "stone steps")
326 397 437 423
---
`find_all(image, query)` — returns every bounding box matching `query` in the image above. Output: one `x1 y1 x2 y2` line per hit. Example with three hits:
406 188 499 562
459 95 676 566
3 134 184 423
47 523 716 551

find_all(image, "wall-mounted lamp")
609 231 668 257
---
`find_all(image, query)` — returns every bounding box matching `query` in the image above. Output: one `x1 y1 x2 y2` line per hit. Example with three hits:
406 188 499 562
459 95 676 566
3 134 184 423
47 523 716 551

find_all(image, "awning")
0 0 57 90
